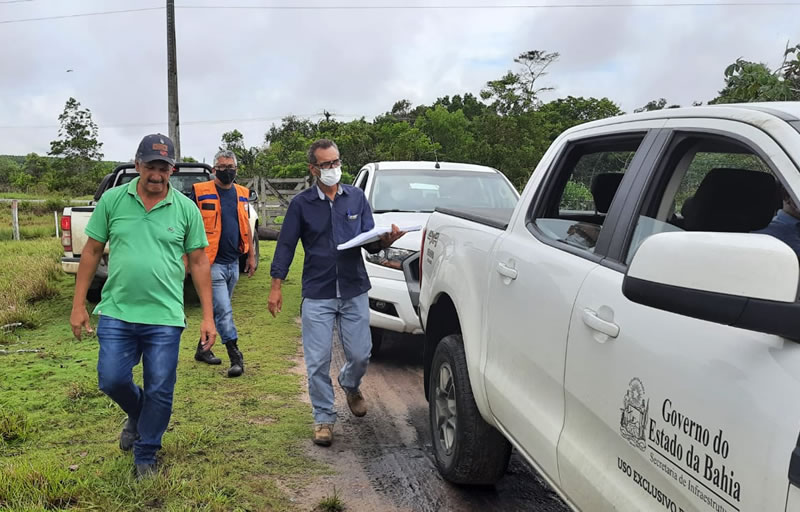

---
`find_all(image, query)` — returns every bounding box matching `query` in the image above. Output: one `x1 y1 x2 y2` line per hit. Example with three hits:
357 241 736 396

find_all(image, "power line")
1 2 798 24
0 7 162 25
177 1 800 8
0 113 359 130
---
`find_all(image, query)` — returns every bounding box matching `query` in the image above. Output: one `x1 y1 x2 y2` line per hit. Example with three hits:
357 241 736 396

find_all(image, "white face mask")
319 166 342 187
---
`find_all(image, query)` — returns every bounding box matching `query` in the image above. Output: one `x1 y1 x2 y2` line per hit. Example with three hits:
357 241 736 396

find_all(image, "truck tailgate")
68 206 96 256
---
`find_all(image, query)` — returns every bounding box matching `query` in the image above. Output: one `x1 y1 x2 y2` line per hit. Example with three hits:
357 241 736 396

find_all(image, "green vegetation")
0 240 323 511
0 239 62 327
0 205 60 241
212 42 800 191
6 42 799 202
315 487 345 512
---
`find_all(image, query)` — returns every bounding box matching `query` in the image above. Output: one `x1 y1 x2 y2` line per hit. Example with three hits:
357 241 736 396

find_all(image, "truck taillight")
61 214 72 252
419 228 426 289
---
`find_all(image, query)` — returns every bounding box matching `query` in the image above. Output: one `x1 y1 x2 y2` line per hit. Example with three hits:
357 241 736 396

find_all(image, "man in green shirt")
69 134 216 480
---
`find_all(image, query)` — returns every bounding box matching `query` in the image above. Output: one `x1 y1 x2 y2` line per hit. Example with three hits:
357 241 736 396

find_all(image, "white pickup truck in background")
61 163 259 301
352 161 519 355
416 103 800 511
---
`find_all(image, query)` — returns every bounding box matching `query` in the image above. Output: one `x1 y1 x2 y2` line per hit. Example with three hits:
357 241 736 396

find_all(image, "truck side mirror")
623 232 800 341
249 189 258 203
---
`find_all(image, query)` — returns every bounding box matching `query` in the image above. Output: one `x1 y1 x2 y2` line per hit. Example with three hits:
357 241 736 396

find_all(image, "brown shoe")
346 390 367 417
313 423 334 446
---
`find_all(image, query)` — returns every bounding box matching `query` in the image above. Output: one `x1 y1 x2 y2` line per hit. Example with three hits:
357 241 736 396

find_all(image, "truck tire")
370 327 383 358
429 334 511 485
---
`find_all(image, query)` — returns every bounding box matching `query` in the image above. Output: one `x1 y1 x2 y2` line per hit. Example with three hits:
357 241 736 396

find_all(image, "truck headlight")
364 248 417 270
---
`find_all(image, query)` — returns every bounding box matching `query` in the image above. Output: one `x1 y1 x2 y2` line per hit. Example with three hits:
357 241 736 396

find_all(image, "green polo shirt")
85 177 208 327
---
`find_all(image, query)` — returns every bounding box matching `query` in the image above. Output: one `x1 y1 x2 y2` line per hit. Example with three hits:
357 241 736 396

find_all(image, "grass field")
0 239 63 327
0 193 93 201
0 240 323 511
0 201 63 241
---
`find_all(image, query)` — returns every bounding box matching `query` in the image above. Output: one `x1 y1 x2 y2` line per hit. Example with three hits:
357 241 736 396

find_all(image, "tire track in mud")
296 331 568 512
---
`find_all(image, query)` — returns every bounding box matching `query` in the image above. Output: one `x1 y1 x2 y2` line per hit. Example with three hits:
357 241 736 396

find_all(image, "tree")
634 98 680 112
434 93 488 120
0 156 20 189
182 156 198 163
539 96 622 124
414 105 473 160
22 153 53 180
374 121 438 161
220 129 260 176
49 97 103 162
710 43 800 104
481 50 560 115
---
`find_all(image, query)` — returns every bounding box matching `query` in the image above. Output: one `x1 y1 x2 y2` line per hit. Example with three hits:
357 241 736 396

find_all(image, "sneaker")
134 462 158 480
345 390 367 417
119 417 139 452
313 423 334 447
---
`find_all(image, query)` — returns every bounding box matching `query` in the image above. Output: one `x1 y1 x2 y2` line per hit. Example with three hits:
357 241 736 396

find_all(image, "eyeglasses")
313 158 342 170
214 166 237 172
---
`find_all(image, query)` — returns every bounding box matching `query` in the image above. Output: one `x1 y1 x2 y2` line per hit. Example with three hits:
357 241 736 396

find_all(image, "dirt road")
292 332 568 512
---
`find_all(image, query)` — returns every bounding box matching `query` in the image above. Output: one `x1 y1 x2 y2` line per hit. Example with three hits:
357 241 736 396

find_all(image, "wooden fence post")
11 200 20 241
54 211 60 238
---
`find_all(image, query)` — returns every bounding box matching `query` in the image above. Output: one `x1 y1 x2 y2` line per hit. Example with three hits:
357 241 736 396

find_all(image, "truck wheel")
429 334 511 485
370 327 383 357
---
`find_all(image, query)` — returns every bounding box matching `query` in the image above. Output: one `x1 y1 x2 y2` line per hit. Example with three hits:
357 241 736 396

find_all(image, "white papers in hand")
337 225 422 251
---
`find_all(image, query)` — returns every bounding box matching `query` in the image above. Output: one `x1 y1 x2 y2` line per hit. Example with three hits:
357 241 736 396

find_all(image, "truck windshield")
116 173 212 197
370 170 518 212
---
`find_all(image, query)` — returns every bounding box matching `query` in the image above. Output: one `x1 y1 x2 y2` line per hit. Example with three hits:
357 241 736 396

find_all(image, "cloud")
0 1 797 162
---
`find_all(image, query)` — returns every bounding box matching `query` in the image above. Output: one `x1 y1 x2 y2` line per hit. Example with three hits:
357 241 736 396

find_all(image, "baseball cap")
135 134 176 166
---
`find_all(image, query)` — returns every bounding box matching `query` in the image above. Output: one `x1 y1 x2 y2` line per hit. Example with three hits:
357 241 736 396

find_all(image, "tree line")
2 43 799 196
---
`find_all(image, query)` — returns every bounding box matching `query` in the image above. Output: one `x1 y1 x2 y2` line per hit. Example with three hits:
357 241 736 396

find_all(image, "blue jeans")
211 261 240 343
96 315 183 465
301 292 372 424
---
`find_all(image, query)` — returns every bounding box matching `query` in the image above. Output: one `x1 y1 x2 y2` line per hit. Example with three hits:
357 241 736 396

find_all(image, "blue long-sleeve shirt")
270 184 380 299
755 210 800 257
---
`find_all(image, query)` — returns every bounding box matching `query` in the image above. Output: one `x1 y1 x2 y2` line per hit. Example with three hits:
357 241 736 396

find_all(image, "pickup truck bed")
61 163 259 301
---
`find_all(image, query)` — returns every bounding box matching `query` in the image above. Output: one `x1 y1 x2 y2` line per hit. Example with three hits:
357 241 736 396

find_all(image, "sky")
0 0 798 163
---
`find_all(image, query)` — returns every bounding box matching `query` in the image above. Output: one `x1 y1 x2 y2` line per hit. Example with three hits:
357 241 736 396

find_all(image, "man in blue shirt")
755 188 800 258
268 139 404 447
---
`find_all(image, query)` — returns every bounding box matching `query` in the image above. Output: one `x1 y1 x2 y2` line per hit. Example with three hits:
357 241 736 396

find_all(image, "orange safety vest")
192 180 251 265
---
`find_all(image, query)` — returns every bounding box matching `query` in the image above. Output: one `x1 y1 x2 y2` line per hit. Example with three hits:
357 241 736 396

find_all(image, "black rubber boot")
226 340 244 378
194 339 222 365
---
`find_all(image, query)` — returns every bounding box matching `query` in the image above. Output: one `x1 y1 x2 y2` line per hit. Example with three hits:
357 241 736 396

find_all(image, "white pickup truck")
61 163 259 301
351 161 519 354
417 103 800 512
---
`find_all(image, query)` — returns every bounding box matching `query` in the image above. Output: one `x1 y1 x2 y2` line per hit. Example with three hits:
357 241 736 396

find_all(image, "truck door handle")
582 309 619 339
496 262 518 280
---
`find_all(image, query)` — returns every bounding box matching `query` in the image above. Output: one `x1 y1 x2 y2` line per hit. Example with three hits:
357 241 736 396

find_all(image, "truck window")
625 134 782 263
531 136 645 253
370 170 518 212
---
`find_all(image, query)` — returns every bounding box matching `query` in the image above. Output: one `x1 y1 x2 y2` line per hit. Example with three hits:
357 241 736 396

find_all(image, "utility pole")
166 0 181 160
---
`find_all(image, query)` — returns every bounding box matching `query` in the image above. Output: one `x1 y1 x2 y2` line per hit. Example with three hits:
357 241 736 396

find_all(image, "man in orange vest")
192 149 256 377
